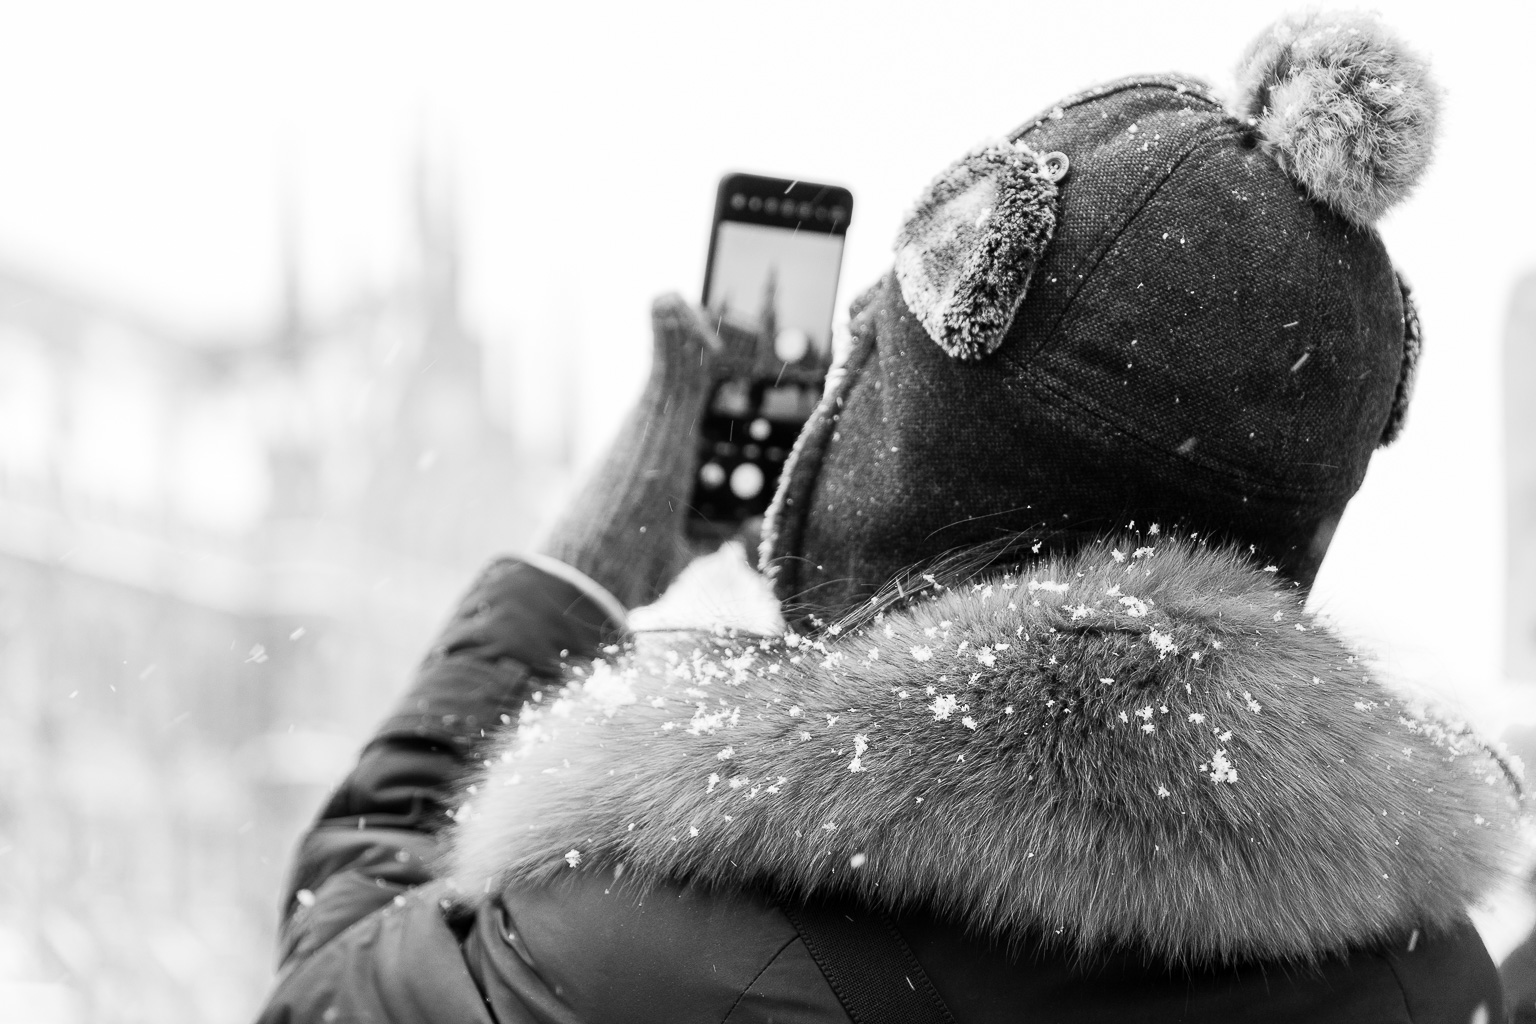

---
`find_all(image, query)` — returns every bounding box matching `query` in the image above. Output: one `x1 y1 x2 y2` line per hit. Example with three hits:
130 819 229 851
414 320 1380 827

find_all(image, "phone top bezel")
702 173 853 306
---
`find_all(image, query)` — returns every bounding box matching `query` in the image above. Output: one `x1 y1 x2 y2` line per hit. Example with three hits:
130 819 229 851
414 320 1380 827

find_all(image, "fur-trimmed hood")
448 538 1526 963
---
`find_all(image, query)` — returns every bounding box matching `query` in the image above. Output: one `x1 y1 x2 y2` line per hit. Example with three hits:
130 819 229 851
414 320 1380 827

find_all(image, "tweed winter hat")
761 12 1437 622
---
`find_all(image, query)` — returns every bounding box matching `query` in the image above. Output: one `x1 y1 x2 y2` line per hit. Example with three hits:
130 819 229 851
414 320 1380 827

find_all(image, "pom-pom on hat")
1233 11 1441 226
762 11 1435 624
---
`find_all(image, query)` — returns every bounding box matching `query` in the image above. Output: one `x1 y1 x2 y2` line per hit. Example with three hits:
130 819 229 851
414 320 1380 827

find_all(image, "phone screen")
690 174 852 533
705 220 844 367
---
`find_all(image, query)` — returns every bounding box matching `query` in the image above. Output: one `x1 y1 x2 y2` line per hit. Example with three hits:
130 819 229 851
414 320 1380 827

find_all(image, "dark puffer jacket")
258 544 1517 1024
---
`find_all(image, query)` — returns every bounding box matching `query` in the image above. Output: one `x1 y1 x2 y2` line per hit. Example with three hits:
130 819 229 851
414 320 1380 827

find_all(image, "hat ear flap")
894 141 1066 361
1378 272 1422 447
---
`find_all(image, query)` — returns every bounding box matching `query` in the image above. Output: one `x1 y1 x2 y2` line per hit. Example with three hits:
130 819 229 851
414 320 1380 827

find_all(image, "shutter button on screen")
729 462 764 499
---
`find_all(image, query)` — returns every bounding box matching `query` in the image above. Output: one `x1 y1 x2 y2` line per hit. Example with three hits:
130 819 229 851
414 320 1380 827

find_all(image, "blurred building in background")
0 166 574 1022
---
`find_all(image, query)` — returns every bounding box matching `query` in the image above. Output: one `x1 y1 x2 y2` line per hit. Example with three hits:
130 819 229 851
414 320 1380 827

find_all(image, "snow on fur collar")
448 538 1526 963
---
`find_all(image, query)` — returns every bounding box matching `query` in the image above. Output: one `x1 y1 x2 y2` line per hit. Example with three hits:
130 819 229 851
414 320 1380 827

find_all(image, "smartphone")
689 173 853 536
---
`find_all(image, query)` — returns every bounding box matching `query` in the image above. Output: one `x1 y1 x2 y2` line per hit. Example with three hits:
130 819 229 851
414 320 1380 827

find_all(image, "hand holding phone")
538 294 728 609
690 173 853 536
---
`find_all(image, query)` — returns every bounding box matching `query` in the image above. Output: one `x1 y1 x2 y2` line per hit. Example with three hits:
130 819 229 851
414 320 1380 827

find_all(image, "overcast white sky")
0 0 1532 703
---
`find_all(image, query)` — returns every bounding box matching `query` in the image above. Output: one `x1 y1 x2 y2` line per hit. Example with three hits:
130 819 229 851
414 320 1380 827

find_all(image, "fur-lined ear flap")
894 141 1066 361
1379 272 1422 446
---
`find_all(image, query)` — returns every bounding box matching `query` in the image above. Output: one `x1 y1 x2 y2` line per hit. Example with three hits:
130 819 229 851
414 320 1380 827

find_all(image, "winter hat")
761 11 1437 623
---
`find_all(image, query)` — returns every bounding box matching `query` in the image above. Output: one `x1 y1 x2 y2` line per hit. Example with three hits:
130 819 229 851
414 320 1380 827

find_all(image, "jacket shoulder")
474 873 847 1024
264 868 849 1024
258 882 494 1024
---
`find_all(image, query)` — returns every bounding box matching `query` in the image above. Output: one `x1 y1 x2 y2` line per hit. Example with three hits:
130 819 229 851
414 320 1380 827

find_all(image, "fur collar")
448 538 1526 963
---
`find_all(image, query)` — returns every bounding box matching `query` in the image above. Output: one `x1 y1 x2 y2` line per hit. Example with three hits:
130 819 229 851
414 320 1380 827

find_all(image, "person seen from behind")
257 12 1527 1023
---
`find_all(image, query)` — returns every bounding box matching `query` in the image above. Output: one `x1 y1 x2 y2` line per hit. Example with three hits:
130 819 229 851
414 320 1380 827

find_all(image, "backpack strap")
780 899 958 1024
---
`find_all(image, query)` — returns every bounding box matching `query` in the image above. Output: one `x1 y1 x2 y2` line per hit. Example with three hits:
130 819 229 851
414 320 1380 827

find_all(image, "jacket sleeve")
274 556 624 968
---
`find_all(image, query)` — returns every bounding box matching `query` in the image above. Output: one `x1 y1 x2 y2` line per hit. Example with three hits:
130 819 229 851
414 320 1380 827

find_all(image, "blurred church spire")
1506 271 1536 681
412 142 466 355
277 180 304 361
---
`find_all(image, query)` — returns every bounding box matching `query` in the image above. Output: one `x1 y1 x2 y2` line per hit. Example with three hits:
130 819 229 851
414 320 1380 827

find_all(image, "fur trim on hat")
1380 272 1423 446
1234 11 1440 226
893 140 1064 360
447 537 1526 964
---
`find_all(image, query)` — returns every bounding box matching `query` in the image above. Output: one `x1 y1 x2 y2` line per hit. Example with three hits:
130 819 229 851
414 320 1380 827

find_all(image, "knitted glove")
537 294 732 610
